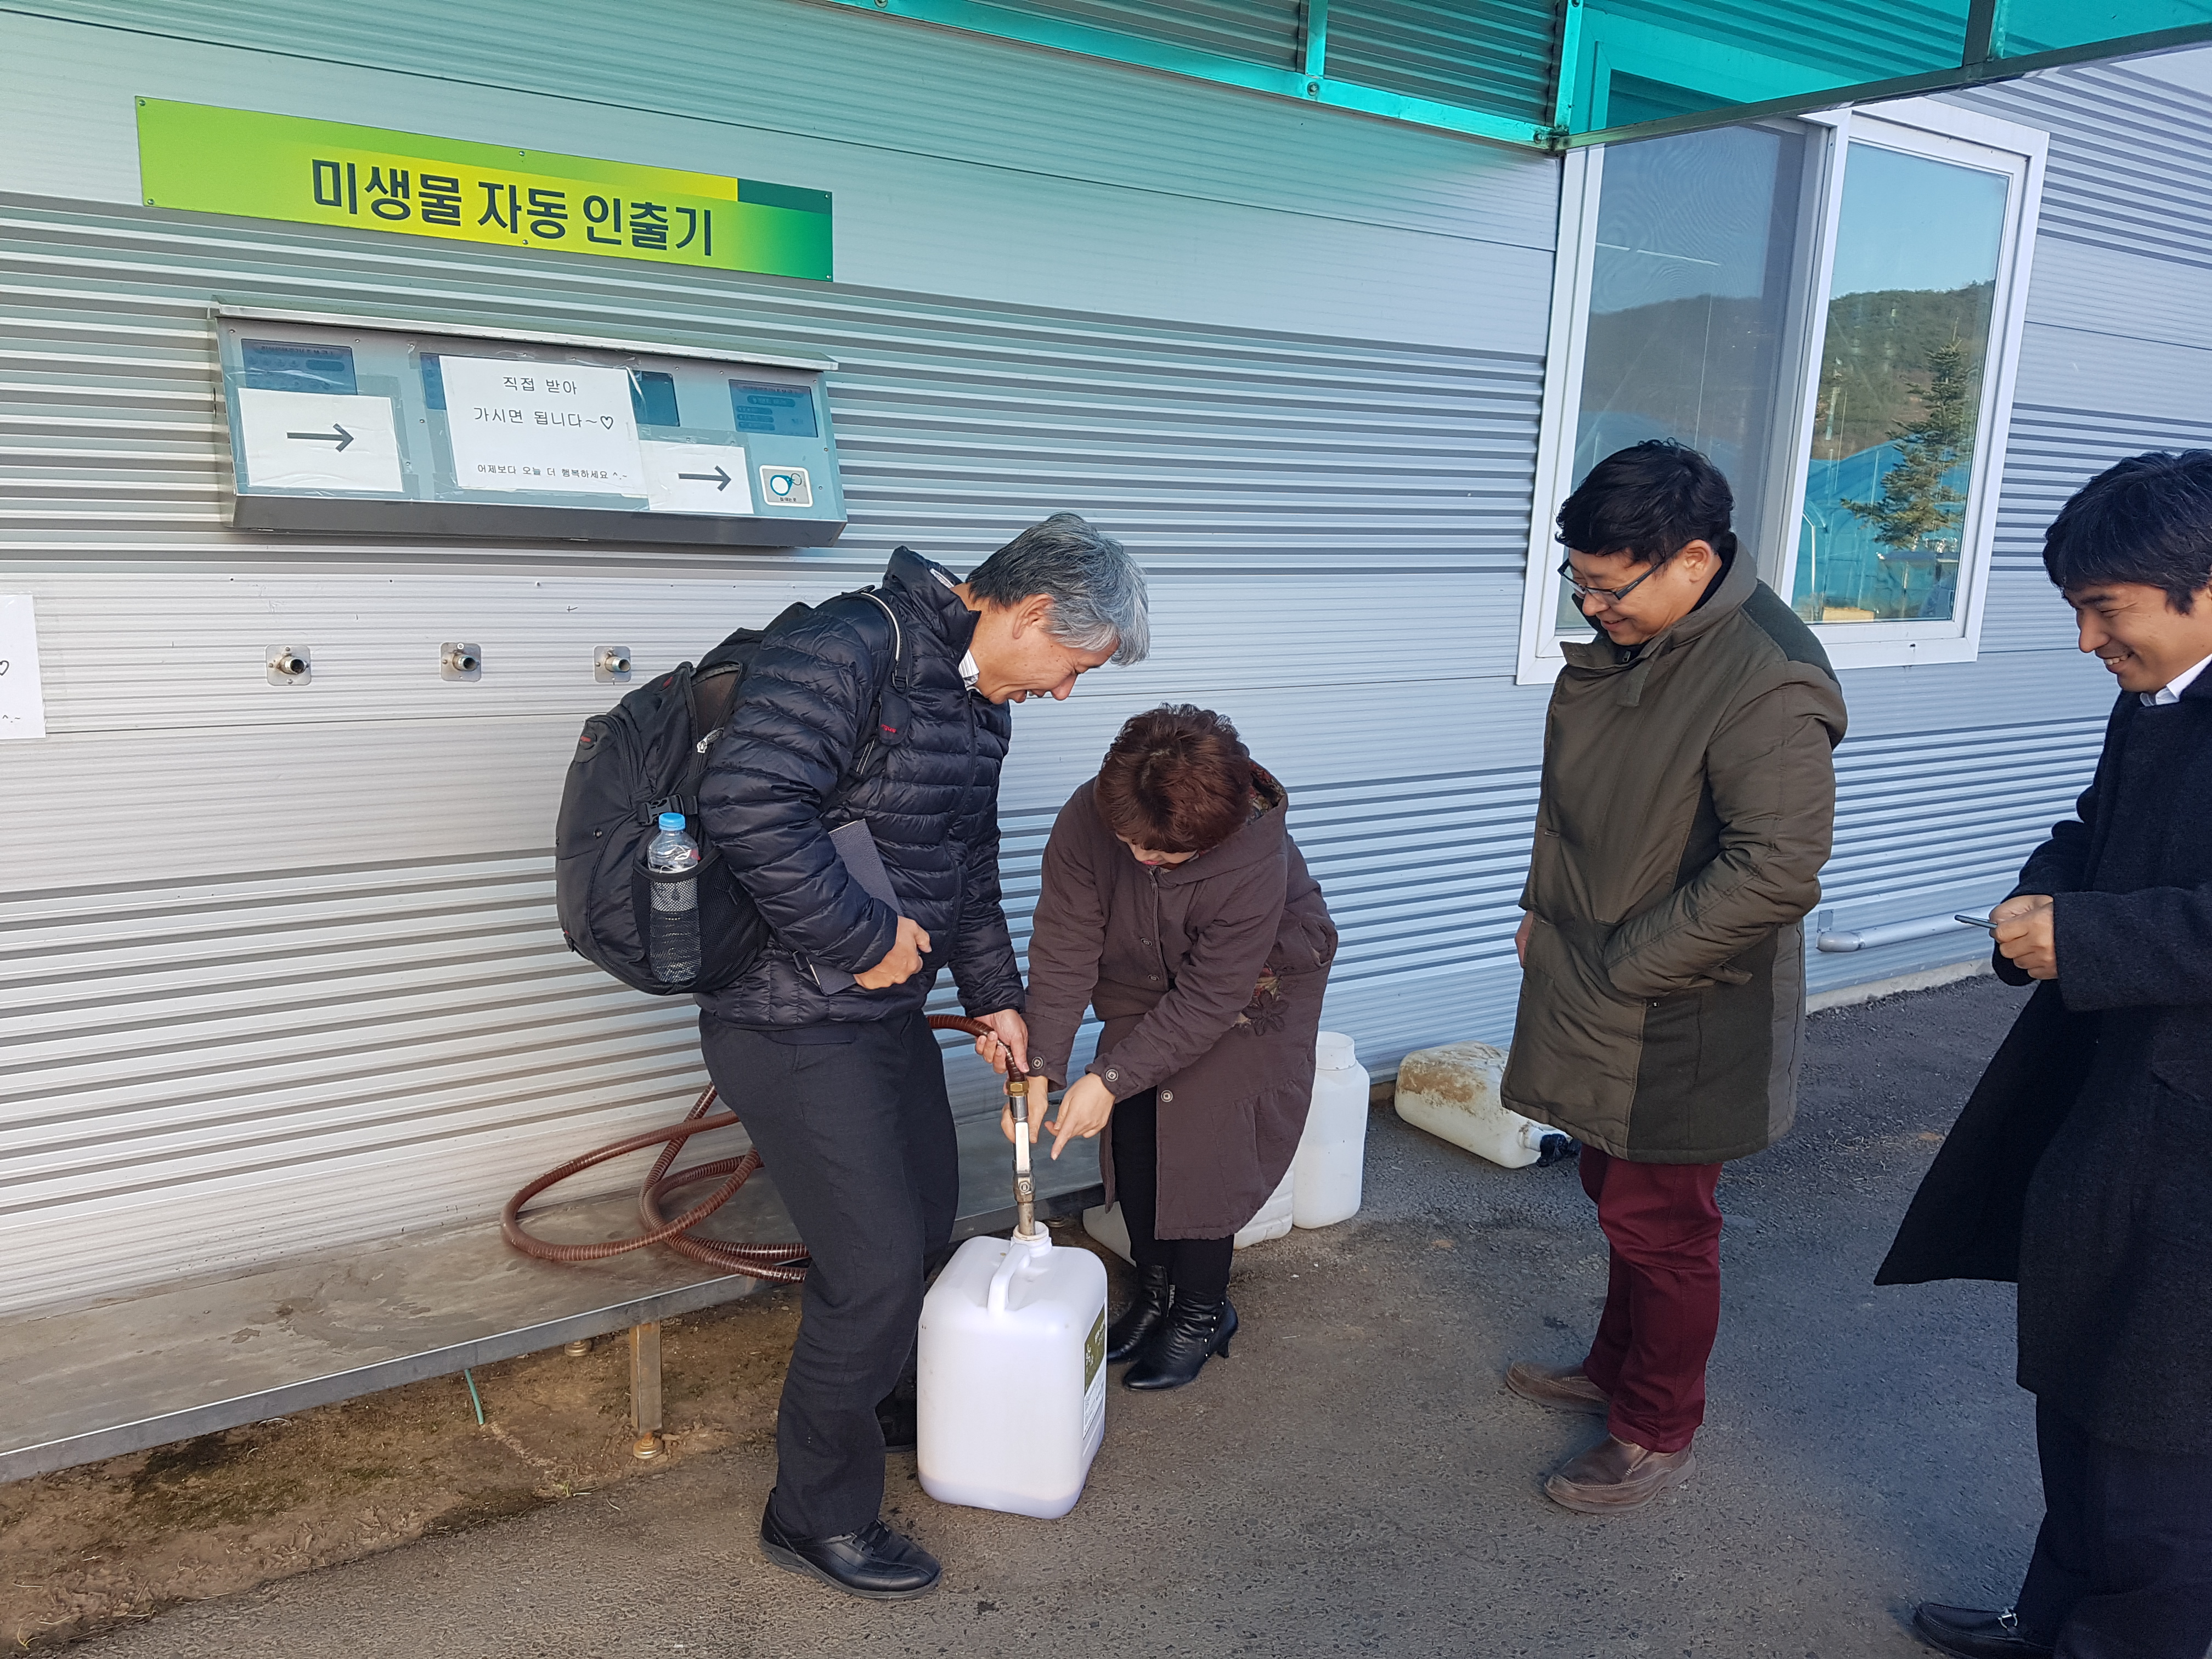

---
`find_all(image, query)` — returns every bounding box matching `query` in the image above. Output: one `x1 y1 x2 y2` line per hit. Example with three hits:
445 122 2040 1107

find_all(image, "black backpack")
554 591 905 995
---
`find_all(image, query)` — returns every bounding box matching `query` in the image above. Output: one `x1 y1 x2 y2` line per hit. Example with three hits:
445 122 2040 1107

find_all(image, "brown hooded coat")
1023 773 1337 1237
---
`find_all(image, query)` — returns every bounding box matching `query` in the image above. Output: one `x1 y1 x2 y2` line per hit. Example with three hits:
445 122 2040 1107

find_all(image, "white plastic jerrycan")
917 1228 1108 1519
1393 1039 1575 1169
918 1069 1108 1520
1293 1031 1370 1228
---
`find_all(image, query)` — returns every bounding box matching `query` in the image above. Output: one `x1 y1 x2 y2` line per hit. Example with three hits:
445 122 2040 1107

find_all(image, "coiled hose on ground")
500 1014 998 1284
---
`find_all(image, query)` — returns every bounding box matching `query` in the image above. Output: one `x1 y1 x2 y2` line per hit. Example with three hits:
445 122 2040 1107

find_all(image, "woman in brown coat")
1009 706 1336 1390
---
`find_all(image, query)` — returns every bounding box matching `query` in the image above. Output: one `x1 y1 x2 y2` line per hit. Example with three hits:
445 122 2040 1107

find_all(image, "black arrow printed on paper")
676 466 732 490
287 425 356 451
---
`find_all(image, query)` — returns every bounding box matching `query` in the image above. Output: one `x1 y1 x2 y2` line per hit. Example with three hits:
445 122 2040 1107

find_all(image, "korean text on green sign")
136 100 832 281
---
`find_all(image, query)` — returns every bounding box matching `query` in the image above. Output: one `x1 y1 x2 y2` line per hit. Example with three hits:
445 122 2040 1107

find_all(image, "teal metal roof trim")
814 0 1562 149
817 0 2212 151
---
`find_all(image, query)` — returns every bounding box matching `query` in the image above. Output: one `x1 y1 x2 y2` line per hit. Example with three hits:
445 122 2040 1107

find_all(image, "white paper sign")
235 390 404 493
439 357 644 495
0 594 48 741
640 441 755 515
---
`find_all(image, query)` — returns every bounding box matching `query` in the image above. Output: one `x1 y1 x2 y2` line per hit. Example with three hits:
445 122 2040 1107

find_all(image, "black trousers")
2013 1397 2212 1658
1111 1088 1234 1305
698 1009 957 1539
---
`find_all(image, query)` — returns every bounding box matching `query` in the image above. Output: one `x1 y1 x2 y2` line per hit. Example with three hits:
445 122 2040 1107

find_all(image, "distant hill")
1579 280 1996 466
1809 281 1996 460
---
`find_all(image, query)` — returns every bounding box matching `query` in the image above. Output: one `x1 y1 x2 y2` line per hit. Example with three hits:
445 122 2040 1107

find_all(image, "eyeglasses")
1556 556 1657 606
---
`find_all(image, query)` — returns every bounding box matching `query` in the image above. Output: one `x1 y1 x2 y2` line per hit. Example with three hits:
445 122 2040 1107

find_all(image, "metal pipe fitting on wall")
1815 910 1993 953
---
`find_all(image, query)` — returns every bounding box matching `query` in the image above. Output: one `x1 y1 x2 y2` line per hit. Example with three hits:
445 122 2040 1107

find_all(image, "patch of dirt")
0 1285 804 1650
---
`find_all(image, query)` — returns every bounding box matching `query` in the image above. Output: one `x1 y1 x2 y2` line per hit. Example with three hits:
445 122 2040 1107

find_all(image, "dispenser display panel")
730 380 819 437
218 311 845 547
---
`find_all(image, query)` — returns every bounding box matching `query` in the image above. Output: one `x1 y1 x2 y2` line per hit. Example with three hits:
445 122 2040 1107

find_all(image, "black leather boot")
1122 1296 1237 1390
1106 1265 1173 1363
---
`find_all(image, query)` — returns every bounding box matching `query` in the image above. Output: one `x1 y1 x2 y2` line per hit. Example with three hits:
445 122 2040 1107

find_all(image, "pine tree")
1842 337 1976 554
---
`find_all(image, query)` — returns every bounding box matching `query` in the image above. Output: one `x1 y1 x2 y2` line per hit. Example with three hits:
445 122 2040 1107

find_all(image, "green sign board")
136 100 832 281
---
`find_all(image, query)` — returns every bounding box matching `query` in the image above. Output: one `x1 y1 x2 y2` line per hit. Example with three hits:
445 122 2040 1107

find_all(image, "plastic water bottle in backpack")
645 812 702 985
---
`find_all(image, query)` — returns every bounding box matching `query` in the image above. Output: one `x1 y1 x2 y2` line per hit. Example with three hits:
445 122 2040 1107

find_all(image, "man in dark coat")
696 515 1147 1600
1502 441 1846 1513
1883 452 2212 1659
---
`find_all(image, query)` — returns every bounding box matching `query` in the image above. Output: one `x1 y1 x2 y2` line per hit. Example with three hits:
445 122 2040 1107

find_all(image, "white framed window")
1515 98 2047 682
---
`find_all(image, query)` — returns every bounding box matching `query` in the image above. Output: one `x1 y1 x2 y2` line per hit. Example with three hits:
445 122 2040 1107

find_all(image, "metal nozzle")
1008 1072 1040 1241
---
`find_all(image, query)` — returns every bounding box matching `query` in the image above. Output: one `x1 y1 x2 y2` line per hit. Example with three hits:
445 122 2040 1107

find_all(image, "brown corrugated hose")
501 1014 998 1284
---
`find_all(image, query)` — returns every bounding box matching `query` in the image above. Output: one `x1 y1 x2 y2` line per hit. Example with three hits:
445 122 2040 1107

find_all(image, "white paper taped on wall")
439 357 644 495
0 594 48 741
235 389 405 494
640 441 755 515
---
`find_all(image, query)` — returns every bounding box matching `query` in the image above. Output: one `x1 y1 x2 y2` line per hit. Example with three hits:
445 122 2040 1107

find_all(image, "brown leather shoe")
1544 1435 1695 1513
1505 1360 1611 1415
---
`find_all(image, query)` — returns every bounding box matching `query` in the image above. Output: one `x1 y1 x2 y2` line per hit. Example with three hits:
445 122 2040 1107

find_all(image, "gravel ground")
46 972 2040 1658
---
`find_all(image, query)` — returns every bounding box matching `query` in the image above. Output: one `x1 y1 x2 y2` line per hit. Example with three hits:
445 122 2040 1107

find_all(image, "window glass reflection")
1562 125 1809 631
1793 142 2008 624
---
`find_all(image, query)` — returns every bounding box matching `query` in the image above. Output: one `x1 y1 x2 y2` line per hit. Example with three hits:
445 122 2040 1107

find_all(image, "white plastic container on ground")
1084 1029 1369 1255
917 1229 1108 1519
1234 1167 1295 1247
1293 1030 1369 1228
1082 1200 1132 1261
1392 1039 1573 1170
1081 1173 1293 1259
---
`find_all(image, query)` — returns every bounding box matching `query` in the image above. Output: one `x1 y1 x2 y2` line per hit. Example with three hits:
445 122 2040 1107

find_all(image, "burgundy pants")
1578 1146 1724 1455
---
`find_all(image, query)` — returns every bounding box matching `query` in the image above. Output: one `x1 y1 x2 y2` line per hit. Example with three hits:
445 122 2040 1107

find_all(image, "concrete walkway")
85 974 2041 1659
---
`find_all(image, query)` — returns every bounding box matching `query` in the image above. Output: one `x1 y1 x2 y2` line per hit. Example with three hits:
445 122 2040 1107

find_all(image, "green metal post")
1549 0 1584 144
1962 0 2005 67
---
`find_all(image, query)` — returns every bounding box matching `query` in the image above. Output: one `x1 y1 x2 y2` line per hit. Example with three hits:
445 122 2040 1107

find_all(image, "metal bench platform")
1 1120 1101 1483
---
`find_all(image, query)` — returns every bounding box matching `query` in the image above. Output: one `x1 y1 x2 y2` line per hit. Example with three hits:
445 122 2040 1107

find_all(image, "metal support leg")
629 1321 663 1459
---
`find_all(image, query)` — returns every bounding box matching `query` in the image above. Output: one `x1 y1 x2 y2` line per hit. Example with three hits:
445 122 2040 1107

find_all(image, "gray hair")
965 512 1149 666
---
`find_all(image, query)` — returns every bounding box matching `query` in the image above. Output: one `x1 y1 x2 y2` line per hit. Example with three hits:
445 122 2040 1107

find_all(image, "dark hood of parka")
695 546 1024 1028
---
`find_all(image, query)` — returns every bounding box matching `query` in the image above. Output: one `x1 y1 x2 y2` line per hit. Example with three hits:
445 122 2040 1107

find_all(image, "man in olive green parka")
1500 441 1847 1514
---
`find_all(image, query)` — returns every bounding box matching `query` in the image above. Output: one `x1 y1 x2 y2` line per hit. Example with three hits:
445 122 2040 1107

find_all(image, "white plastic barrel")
1234 1167 1295 1247
1081 1177 1293 1257
1392 1039 1570 1169
917 1230 1108 1519
1293 1030 1369 1228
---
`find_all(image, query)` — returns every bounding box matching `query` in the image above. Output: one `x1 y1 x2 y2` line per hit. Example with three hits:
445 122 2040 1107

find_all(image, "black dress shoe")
1123 1296 1237 1390
1910 1604 2052 1658
1106 1265 1173 1363
758 1499 941 1600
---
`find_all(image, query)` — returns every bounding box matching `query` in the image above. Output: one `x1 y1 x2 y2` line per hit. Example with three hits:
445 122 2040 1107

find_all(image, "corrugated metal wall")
1779 56 2212 986
0 0 1554 1312
0 0 2194 1314
1825 54 2212 971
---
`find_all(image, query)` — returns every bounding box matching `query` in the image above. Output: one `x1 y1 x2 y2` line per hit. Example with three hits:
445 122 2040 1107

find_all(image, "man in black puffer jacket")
697 515 1148 1601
